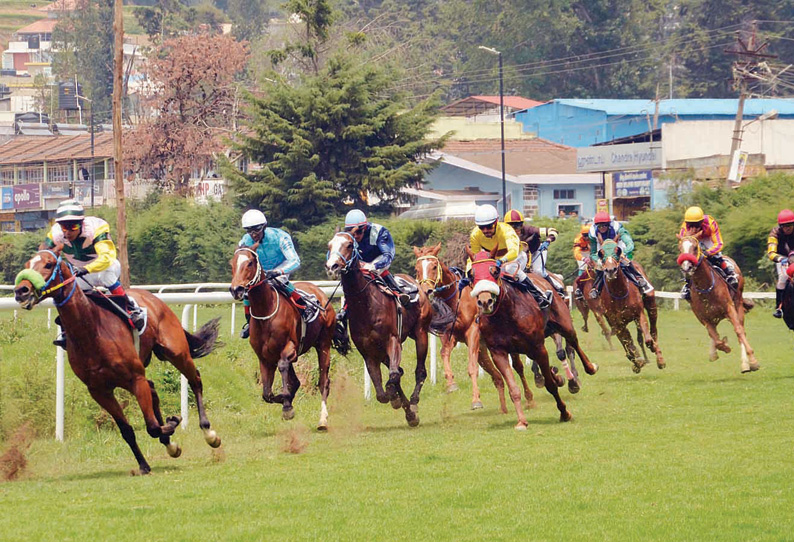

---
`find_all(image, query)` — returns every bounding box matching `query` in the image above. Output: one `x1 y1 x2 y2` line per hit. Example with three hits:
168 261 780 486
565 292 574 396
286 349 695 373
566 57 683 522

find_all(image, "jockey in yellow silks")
677 206 738 300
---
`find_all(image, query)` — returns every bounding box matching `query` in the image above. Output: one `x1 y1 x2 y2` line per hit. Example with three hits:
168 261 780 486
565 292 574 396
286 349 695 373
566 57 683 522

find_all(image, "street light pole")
479 46 507 215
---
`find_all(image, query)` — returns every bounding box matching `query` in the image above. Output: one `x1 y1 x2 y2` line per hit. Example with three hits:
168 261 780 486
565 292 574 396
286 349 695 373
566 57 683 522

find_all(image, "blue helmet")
344 209 367 229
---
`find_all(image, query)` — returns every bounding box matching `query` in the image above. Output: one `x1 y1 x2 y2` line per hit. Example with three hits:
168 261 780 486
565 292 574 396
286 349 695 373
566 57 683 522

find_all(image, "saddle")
85 290 142 331
370 274 420 304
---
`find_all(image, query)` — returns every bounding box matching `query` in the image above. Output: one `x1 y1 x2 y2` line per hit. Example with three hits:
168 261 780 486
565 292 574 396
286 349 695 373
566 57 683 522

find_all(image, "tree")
227 55 447 230
124 33 249 192
51 0 115 123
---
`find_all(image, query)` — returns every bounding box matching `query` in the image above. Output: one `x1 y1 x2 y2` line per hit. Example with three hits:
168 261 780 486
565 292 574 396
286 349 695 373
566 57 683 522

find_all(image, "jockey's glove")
495 259 503 270
361 262 382 275
782 257 789 266
265 269 283 280
74 267 89 278
458 277 471 291
539 241 550 252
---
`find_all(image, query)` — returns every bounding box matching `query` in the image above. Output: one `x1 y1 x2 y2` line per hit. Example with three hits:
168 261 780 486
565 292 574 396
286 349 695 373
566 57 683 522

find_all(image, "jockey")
504 209 566 298
767 208 794 318
44 199 145 347
572 223 592 300
468 204 553 309
238 209 306 339
588 211 654 299
678 206 738 300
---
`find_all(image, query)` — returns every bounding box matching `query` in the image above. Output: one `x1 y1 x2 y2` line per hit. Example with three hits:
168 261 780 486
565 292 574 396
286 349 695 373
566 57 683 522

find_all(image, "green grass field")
0 304 793 541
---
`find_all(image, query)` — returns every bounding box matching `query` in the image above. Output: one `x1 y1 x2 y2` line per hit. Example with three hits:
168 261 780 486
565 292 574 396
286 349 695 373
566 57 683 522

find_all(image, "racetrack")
0 306 792 541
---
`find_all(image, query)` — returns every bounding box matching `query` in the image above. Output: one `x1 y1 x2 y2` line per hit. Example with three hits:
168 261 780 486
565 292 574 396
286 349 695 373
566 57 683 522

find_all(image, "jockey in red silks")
768 208 794 318
587 211 653 299
678 206 738 300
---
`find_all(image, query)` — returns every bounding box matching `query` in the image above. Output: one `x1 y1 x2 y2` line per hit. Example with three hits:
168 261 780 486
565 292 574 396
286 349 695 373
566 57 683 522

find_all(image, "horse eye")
44 262 54 269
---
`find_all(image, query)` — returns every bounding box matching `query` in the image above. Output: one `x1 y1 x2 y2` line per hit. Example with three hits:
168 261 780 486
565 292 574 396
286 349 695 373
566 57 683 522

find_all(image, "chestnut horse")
573 265 615 349
413 244 531 412
466 246 597 429
326 232 433 426
677 236 758 372
594 240 665 373
230 246 336 429
14 248 222 475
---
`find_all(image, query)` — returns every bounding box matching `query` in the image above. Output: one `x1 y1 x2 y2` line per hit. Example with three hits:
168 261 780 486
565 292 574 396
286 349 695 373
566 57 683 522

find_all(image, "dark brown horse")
466 246 597 429
14 248 221 475
573 265 615 348
782 263 794 334
677 236 758 372
327 232 433 426
230 246 336 429
594 240 665 373
413 244 528 412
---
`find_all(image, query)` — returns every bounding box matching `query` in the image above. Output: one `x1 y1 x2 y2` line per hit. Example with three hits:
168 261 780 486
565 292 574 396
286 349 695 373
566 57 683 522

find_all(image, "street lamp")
479 45 507 215
74 92 95 208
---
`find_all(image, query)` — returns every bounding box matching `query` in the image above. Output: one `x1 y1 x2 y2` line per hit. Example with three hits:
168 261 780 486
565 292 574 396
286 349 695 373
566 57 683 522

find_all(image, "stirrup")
536 290 553 309
240 323 250 339
397 293 411 307
588 288 600 299
773 308 783 319
681 286 691 301
727 275 739 287
574 288 584 301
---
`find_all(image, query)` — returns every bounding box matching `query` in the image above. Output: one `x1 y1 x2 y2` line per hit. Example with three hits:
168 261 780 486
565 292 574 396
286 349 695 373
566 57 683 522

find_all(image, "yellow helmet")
504 209 524 224
580 224 591 235
684 206 704 223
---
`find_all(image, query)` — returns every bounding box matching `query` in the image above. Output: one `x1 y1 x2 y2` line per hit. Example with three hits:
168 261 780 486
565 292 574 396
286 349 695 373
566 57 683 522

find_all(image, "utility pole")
113 0 130 288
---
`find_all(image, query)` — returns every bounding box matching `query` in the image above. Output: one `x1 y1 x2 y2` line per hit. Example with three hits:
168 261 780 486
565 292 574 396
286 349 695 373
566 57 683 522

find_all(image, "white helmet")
241 209 267 229
474 204 499 226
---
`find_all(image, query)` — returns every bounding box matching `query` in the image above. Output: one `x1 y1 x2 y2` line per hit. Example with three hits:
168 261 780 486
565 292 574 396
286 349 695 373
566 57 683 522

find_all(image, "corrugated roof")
0 133 113 164
441 95 544 116
440 138 578 175
470 96 544 110
16 19 58 34
553 98 794 117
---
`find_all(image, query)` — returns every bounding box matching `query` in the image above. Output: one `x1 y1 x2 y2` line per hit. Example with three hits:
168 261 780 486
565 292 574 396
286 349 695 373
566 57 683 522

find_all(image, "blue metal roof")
553 98 794 117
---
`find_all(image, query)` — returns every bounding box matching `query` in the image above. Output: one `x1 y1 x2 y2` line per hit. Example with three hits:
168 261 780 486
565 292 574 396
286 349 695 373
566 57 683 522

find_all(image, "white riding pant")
501 252 528 282
76 259 122 291
776 261 788 289
530 250 563 290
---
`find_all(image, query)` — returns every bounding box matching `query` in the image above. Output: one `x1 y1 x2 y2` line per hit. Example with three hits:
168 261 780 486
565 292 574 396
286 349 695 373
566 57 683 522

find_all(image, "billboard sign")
613 170 652 198
193 179 226 204
577 142 662 172
1 186 12 210
13 183 41 209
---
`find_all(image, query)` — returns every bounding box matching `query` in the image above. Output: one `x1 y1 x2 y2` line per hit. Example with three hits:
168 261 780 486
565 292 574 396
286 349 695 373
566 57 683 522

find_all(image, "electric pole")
113 0 130 288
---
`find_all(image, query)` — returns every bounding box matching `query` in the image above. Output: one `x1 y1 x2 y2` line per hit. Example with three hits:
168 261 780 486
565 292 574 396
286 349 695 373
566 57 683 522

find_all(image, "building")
441 95 544 122
1 18 56 76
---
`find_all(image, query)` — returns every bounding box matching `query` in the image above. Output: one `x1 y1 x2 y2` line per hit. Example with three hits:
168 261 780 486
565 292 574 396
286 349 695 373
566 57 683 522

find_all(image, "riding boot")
289 290 309 320
126 295 146 333
545 274 567 298
522 276 553 309
53 315 67 348
335 306 348 337
240 309 251 339
382 272 411 307
681 280 691 301
588 271 604 299
574 287 584 301
712 255 739 288
624 265 654 295
773 288 784 318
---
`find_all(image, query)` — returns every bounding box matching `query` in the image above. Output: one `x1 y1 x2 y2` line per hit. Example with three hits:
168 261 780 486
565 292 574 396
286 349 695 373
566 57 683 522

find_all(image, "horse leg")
277 344 300 420
510 353 535 408
576 298 590 333
639 312 665 370
552 333 566 362
489 350 528 429
702 320 730 360
315 336 332 431
528 341 571 423
478 347 506 412
566 344 582 394
615 325 644 373
635 318 650 363
148 380 181 458
725 303 759 373
440 332 459 392
260 360 279 404
403 328 429 427
88 387 152 474
130 376 180 440
385 335 409 411
365 355 389 404
465 326 486 410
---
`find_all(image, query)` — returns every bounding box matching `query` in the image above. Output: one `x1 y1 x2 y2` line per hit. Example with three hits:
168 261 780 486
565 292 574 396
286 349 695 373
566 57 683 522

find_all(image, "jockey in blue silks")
238 209 306 339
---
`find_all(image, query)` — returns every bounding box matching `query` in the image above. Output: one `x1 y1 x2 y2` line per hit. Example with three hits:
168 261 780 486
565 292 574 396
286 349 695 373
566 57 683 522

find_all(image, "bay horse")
782 263 794 335
327 232 433 426
677 236 758 372
14 247 222 475
413 244 529 412
573 265 615 349
466 246 597 429
230 245 336 430
594 240 665 373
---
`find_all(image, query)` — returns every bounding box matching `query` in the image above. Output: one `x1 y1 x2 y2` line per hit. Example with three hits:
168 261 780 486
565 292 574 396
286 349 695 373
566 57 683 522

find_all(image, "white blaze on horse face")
680 239 695 273
29 255 42 269
235 251 252 278
421 259 431 282
326 235 347 270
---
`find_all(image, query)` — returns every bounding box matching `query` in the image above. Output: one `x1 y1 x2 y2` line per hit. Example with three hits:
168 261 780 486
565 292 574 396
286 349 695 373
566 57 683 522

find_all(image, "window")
553 189 575 200
0 168 14 186
595 185 604 199
48 164 70 182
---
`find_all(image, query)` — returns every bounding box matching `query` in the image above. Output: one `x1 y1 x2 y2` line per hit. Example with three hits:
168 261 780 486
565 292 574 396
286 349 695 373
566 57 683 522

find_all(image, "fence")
0 283 777 441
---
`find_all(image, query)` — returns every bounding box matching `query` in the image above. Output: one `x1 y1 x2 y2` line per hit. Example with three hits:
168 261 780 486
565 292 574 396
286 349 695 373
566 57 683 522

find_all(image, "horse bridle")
416 255 458 301
679 237 717 294
27 250 79 307
328 232 361 274
234 247 264 291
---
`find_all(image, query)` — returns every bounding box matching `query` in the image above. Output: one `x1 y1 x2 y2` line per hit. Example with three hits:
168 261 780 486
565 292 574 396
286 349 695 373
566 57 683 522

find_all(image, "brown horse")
230 246 336 429
595 240 665 373
413 244 528 412
782 263 794 334
677 236 758 372
573 265 615 348
466 246 597 429
327 232 433 426
14 248 221 475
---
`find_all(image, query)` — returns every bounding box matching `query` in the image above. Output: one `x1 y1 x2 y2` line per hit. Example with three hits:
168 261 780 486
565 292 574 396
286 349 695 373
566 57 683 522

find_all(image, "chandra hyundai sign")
577 142 662 172
13 183 41 210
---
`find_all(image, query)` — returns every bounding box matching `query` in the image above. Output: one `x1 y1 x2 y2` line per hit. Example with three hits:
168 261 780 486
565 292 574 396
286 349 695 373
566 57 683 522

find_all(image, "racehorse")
413 244 530 412
466 246 597 429
677 236 758 372
230 245 336 430
14 247 222 475
573 265 615 349
327 232 433 426
594 240 665 373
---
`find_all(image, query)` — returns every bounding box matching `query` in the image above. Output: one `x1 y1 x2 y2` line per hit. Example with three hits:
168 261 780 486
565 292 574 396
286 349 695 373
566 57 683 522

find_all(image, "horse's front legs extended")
489 349 528 429
439 331 459 392
148 379 182 457
510 353 534 408
315 337 332 431
89 387 152 474
614 325 645 373
277 343 300 420
725 303 759 373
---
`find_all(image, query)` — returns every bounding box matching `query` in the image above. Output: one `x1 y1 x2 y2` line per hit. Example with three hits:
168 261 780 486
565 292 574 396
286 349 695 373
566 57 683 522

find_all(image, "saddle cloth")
372 275 420 304
84 290 147 331
293 288 321 324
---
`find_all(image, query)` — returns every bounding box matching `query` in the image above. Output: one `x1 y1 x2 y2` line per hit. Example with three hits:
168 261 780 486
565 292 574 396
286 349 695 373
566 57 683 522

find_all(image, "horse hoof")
203 429 221 448
446 383 459 393
750 362 760 372
533 374 545 388
471 401 484 410
568 379 581 394
166 442 182 458
317 424 328 432
588 363 599 375
282 408 295 421
709 353 719 362
657 361 666 370
514 423 528 431
390 397 402 410
631 364 642 374
560 411 572 422
555 374 565 387
166 415 182 427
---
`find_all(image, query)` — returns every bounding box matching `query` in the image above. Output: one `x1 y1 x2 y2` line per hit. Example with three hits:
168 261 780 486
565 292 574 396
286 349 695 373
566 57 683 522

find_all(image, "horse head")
14 246 72 310
465 245 500 315
413 242 443 297
229 243 262 301
326 232 359 279
676 236 702 277
600 240 622 280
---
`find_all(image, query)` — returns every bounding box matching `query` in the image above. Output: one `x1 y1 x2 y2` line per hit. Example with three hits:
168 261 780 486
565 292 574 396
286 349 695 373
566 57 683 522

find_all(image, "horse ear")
52 243 63 256
431 242 442 255
334 226 340 234
412 246 421 257
598 249 604 260
465 245 475 260
615 246 622 257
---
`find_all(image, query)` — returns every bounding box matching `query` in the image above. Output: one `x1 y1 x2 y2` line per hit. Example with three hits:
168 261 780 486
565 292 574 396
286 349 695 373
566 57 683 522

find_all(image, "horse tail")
742 297 755 312
331 320 351 356
185 317 223 359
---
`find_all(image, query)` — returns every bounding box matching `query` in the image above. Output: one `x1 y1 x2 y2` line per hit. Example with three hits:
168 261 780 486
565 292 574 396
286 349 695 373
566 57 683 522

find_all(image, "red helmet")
594 211 610 224
778 209 794 225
